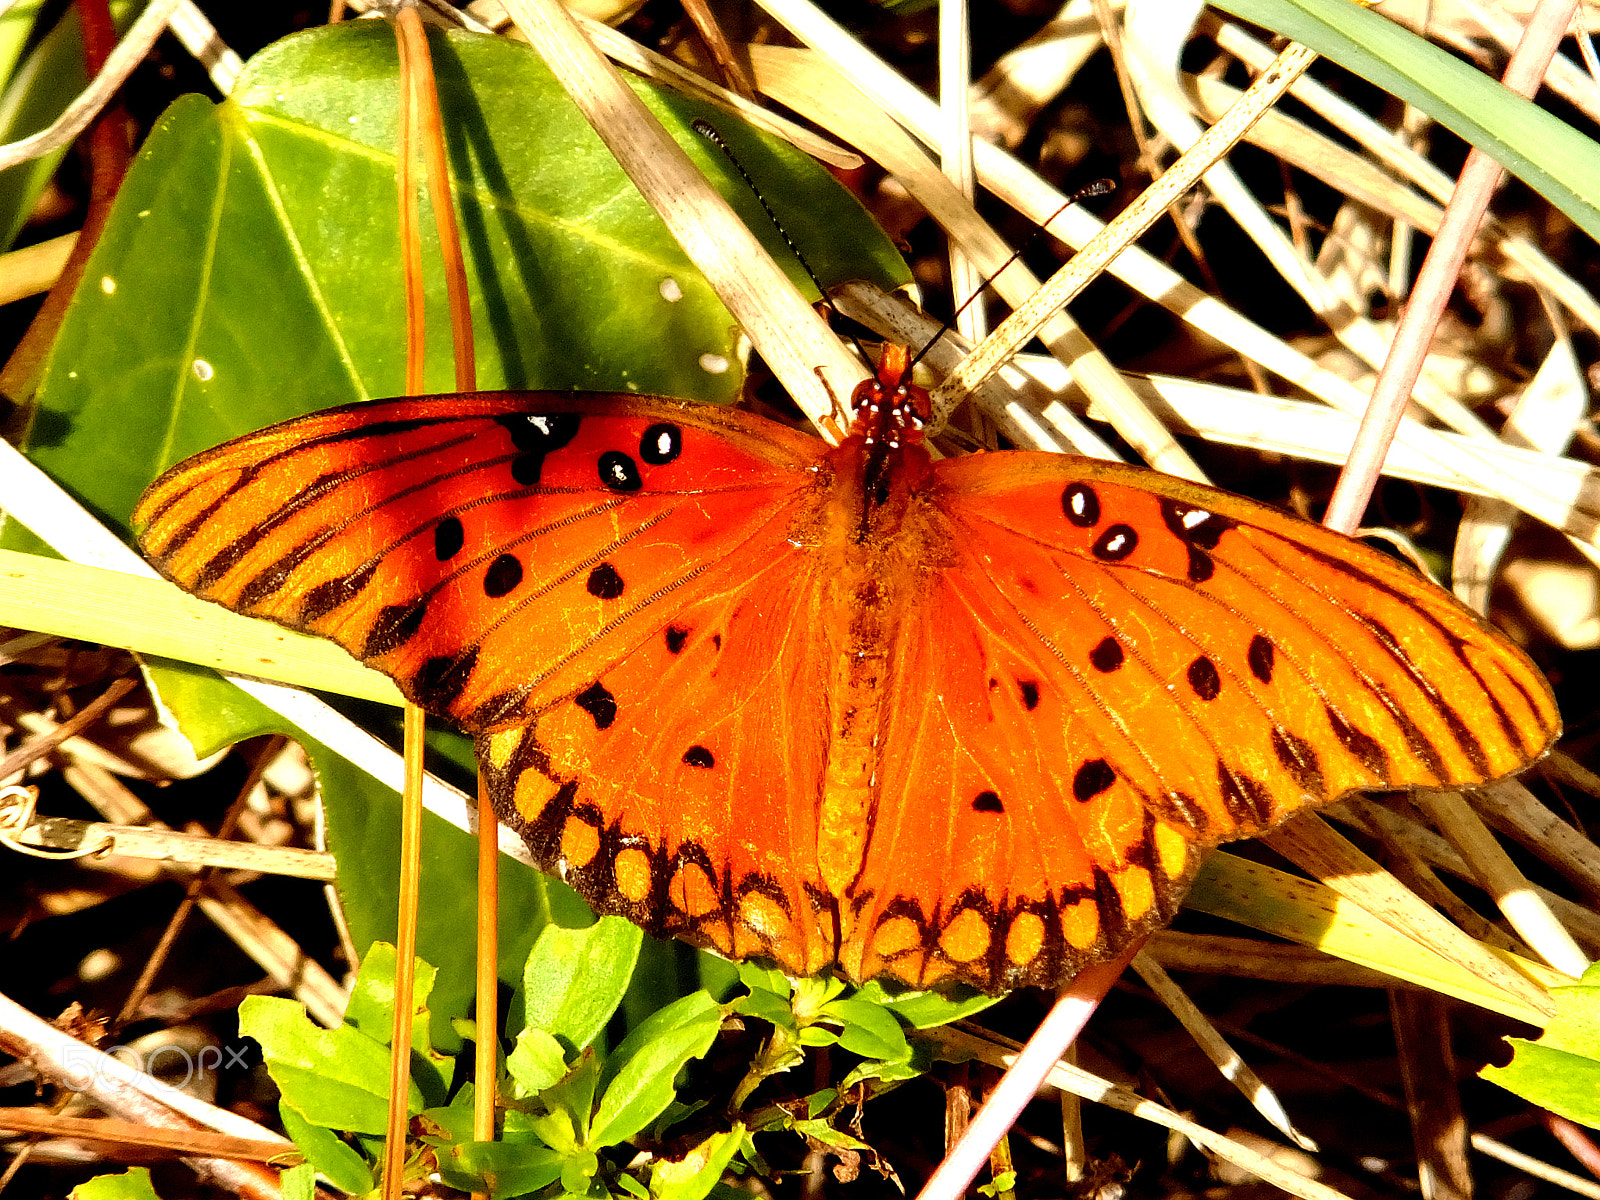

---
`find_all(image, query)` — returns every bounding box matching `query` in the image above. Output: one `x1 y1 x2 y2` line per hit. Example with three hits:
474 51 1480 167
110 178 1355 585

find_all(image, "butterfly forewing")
136 393 827 729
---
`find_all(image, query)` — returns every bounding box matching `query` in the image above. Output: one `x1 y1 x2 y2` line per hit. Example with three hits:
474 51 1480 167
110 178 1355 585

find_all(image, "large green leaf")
23 20 906 532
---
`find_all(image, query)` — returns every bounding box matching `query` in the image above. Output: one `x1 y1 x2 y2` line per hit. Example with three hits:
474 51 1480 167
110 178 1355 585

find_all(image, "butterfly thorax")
813 363 939 898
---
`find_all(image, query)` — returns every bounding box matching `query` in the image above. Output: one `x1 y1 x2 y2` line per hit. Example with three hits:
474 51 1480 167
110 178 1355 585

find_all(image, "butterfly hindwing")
479 540 838 975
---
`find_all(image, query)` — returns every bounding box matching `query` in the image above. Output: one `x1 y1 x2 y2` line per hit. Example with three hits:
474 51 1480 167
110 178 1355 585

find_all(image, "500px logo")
57 1042 253 1093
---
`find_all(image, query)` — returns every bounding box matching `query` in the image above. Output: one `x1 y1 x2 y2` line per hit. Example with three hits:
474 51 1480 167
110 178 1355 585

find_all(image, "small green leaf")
69 1168 162 1200
342 942 452 1105
540 1050 604 1149
732 987 797 1036
1482 963 1600 1128
508 1026 570 1097
818 998 909 1062
561 1148 603 1195
855 982 999 1029
278 1162 319 1200
279 1103 374 1195
842 1057 922 1089
976 1169 1017 1197
650 1126 745 1200
239 994 419 1135
737 963 792 999
789 1118 870 1153
590 996 723 1148
431 1132 564 1199
523 916 644 1054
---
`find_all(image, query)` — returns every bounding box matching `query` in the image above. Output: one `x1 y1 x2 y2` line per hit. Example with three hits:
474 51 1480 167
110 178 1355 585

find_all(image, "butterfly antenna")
691 119 871 370
903 178 1115 380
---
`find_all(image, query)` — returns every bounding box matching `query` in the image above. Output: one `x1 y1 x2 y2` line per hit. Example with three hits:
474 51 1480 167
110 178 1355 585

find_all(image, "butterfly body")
137 364 1559 993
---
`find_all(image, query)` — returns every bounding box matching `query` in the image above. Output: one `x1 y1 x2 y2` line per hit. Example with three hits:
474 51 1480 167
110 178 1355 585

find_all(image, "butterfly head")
848 344 931 451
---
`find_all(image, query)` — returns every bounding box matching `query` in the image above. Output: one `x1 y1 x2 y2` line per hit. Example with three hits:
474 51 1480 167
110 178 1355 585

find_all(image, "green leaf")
239 994 419 1135
789 1117 870 1153
856 982 999 1029
278 1162 319 1200
1213 0 1600 242
590 993 723 1148
343 942 453 1105
734 987 798 1036
421 1108 565 1200
817 997 909 1063
508 1026 570 1098
540 1050 604 1150
0 3 138 251
1482 962 1600 1128
25 20 906 540
69 1168 162 1200
561 1148 603 1195
736 963 792 999
523 916 644 1054
279 1103 374 1195
650 1126 745 1200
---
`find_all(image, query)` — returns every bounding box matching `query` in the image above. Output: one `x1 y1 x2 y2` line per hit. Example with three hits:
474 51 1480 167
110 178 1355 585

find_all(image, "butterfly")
134 346 1560 994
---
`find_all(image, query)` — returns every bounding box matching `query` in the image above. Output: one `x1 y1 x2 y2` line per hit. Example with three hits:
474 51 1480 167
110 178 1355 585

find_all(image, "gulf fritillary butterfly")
134 347 1559 993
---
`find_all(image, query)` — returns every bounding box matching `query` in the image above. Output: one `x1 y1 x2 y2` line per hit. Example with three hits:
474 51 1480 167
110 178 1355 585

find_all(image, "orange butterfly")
135 347 1559 993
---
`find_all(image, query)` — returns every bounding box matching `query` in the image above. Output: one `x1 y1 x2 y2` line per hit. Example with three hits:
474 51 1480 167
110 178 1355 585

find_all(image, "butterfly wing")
137 393 827 728
138 393 847 975
839 453 1559 992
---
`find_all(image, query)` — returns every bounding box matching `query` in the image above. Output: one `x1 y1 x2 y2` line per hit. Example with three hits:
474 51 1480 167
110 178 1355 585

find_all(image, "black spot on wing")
484 553 523 598
1187 656 1221 701
1062 483 1100 527
302 562 380 624
434 517 465 562
587 562 625 600
495 411 582 486
973 790 1004 813
1092 524 1138 562
413 646 479 714
1018 680 1041 711
363 597 426 658
665 625 689 654
1073 759 1116 802
1324 705 1391 778
1217 763 1273 827
1160 498 1238 549
1270 726 1325 795
599 450 642 492
1248 635 1275 684
640 423 682 464
1186 547 1215 583
1089 637 1124 673
575 681 617 731
683 745 715 769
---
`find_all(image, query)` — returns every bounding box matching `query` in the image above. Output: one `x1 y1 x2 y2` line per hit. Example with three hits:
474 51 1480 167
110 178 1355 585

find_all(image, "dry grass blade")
926 1022 1357 1200
501 0 864 430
